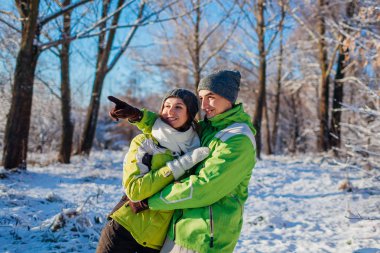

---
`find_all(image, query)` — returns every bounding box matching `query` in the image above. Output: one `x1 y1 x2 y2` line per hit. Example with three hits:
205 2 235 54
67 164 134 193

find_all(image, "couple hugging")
97 70 257 253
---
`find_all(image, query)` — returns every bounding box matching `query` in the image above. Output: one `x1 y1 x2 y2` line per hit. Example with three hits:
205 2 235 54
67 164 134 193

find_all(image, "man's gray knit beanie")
198 70 241 104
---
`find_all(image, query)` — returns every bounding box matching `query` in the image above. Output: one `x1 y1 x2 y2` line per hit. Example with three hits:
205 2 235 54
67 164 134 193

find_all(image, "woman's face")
161 97 189 129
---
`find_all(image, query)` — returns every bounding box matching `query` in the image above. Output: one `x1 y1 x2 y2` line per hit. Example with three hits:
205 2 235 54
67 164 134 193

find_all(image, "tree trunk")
253 0 266 159
290 93 300 154
193 0 201 92
78 0 124 155
329 43 344 150
271 0 285 153
79 71 107 155
317 0 330 152
58 0 74 163
2 0 40 169
263 94 272 154
329 1 356 152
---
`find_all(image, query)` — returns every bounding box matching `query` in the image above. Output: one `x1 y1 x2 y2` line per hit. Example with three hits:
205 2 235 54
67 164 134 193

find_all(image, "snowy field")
0 150 379 253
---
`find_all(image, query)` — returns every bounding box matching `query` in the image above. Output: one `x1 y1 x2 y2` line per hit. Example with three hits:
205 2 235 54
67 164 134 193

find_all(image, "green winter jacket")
110 111 178 250
136 104 257 253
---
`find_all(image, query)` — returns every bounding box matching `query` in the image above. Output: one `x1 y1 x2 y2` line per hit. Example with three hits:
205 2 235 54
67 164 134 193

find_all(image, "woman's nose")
168 106 175 114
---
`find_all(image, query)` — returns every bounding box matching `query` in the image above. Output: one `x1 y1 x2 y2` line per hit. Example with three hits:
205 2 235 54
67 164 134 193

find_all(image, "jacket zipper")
209 205 214 248
173 210 183 241
208 196 241 249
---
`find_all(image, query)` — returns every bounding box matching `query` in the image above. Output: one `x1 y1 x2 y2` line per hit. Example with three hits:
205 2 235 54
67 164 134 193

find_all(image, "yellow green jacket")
111 110 200 249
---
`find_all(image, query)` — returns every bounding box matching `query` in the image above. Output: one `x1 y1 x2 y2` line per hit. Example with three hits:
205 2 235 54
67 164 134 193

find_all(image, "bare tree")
271 0 286 153
1 0 91 169
0 17 19 153
329 0 357 152
252 0 266 159
289 91 301 153
263 96 272 154
78 0 146 155
335 0 380 169
58 0 74 163
231 0 285 158
288 0 372 155
135 0 240 93
316 0 331 152
2 0 41 169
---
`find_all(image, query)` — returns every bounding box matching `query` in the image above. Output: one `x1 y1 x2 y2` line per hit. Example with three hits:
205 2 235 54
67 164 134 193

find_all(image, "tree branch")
198 0 236 50
219 54 259 79
0 17 21 33
238 1 256 33
345 210 380 221
107 1 146 72
266 5 286 54
39 0 182 51
289 8 318 43
35 74 61 100
0 10 21 21
74 0 136 40
116 2 208 29
200 15 240 71
325 42 340 77
39 0 93 27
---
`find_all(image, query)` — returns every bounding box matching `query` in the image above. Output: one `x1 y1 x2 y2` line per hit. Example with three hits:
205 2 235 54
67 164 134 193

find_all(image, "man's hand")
129 199 149 214
108 96 142 122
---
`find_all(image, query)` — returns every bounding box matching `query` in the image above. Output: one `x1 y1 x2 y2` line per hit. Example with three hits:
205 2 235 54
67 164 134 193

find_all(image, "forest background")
0 0 379 171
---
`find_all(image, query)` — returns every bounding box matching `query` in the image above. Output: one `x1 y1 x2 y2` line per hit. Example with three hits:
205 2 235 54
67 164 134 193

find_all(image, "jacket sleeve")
147 134 256 210
130 109 158 134
123 134 175 202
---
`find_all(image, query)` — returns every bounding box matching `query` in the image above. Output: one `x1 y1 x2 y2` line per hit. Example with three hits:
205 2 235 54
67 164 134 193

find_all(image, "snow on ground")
235 156 380 253
0 151 379 253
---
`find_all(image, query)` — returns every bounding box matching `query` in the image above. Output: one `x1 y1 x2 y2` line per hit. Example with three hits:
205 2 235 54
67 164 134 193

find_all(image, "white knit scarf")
151 118 200 155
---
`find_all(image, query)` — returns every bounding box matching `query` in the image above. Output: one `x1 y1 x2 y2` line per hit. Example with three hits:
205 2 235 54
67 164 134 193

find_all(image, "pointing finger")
108 96 124 105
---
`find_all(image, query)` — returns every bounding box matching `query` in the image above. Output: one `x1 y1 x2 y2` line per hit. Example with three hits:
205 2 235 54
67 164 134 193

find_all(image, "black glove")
129 199 149 214
142 153 153 169
108 96 143 122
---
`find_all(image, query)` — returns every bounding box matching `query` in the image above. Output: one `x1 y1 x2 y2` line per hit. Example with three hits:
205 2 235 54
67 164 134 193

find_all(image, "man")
110 70 256 253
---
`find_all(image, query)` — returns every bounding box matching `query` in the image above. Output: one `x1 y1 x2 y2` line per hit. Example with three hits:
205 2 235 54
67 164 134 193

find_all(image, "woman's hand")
129 199 149 214
108 96 142 122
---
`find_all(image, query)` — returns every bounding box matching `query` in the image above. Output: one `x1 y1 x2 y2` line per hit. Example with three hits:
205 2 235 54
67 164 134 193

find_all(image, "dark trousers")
96 219 159 253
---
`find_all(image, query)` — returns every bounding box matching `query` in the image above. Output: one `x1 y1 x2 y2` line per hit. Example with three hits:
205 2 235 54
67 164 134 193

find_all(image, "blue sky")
0 0 168 107
0 0 295 108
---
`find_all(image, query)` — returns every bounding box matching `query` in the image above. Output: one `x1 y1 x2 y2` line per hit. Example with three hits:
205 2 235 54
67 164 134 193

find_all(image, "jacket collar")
202 103 254 131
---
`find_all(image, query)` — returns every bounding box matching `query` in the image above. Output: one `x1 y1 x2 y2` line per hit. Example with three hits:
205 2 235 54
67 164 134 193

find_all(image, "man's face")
198 90 232 119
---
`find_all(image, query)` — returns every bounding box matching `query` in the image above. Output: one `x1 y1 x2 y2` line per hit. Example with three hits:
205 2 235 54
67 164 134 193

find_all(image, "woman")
96 89 209 253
